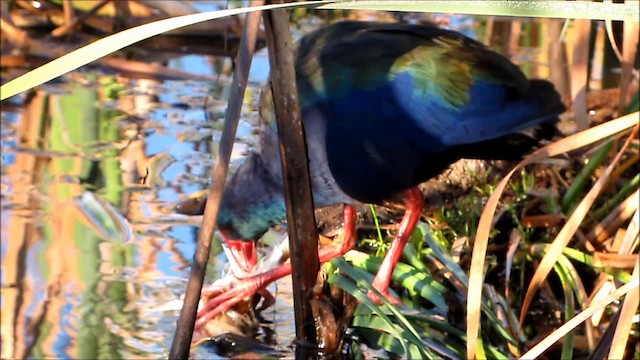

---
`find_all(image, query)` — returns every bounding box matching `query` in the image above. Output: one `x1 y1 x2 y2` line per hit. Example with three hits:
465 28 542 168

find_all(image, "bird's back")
294 21 565 203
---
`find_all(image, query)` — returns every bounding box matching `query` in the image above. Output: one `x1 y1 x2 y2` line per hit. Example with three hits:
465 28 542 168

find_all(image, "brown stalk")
547 19 571 101
618 21 639 114
571 19 592 131
168 4 264 358
263 3 320 353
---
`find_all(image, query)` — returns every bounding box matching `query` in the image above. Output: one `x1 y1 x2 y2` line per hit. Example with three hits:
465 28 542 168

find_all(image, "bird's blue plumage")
178 21 566 241
390 74 560 149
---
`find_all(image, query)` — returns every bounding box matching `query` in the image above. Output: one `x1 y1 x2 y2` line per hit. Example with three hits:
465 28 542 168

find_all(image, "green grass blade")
554 260 576 359
328 272 414 356
419 223 469 287
592 173 640 220
369 204 385 245
329 258 433 358
403 242 429 272
320 1 639 21
343 251 447 312
562 140 614 214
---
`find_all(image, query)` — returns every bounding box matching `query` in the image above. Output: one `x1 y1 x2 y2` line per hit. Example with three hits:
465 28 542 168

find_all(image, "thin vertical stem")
168 4 264 358
263 5 320 355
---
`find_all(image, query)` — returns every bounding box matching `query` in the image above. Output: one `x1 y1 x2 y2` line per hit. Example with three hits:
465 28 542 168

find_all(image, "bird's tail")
503 79 566 134
451 79 565 161
523 79 566 121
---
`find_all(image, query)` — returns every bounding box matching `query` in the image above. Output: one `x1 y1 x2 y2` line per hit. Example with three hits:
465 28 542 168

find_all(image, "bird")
177 20 566 329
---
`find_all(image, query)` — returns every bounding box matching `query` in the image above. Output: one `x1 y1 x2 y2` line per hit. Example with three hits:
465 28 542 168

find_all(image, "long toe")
195 292 248 330
366 288 402 305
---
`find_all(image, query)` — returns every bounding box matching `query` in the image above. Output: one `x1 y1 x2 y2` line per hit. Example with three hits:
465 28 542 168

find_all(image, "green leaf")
329 258 433 358
343 250 447 312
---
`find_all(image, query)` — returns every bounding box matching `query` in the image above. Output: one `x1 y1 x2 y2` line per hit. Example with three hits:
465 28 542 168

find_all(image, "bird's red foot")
196 277 265 329
195 262 294 330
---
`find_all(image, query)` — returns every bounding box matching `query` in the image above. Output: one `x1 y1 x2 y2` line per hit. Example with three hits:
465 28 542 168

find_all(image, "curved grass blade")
352 327 429 359
419 223 469 287
0 1 328 100
352 315 460 359
419 223 519 349
328 272 416 357
403 241 429 271
557 252 596 350
319 1 639 21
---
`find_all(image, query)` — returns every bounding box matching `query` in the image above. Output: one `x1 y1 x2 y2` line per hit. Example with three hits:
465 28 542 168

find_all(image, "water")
0 44 296 359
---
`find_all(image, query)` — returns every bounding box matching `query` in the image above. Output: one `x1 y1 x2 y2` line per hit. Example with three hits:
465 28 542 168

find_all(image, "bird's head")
176 151 287 273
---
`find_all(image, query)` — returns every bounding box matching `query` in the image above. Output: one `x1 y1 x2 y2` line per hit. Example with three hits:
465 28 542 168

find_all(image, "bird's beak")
175 195 207 216
220 231 258 274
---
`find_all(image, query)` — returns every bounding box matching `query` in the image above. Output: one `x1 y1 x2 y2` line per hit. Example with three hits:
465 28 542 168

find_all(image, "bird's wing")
296 21 561 149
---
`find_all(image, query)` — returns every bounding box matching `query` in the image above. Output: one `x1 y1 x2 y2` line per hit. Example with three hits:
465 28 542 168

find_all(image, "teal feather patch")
389 40 472 110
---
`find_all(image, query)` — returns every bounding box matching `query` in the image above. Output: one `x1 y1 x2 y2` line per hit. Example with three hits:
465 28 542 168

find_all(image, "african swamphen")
179 21 565 328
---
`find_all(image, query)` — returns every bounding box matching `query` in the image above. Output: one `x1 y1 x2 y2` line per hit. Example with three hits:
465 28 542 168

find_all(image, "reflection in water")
0 50 293 359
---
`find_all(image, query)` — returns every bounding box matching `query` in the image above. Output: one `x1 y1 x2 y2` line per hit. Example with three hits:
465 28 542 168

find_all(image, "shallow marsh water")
0 46 300 359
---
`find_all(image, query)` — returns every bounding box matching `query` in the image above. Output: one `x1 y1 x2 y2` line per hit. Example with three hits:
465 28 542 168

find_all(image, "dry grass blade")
320 1 640 21
608 152 639 187
518 125 638 330
593 253 638 268
609 259 640 359
466 112 638 359
618 208 639 255
505 230 521 300
520 274 639 359
588 190 639 245
589 274 617 327
605 19 623 62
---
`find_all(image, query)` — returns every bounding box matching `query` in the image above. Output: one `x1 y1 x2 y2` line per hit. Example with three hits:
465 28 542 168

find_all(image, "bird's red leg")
194 205 358 330
369 188 424 304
